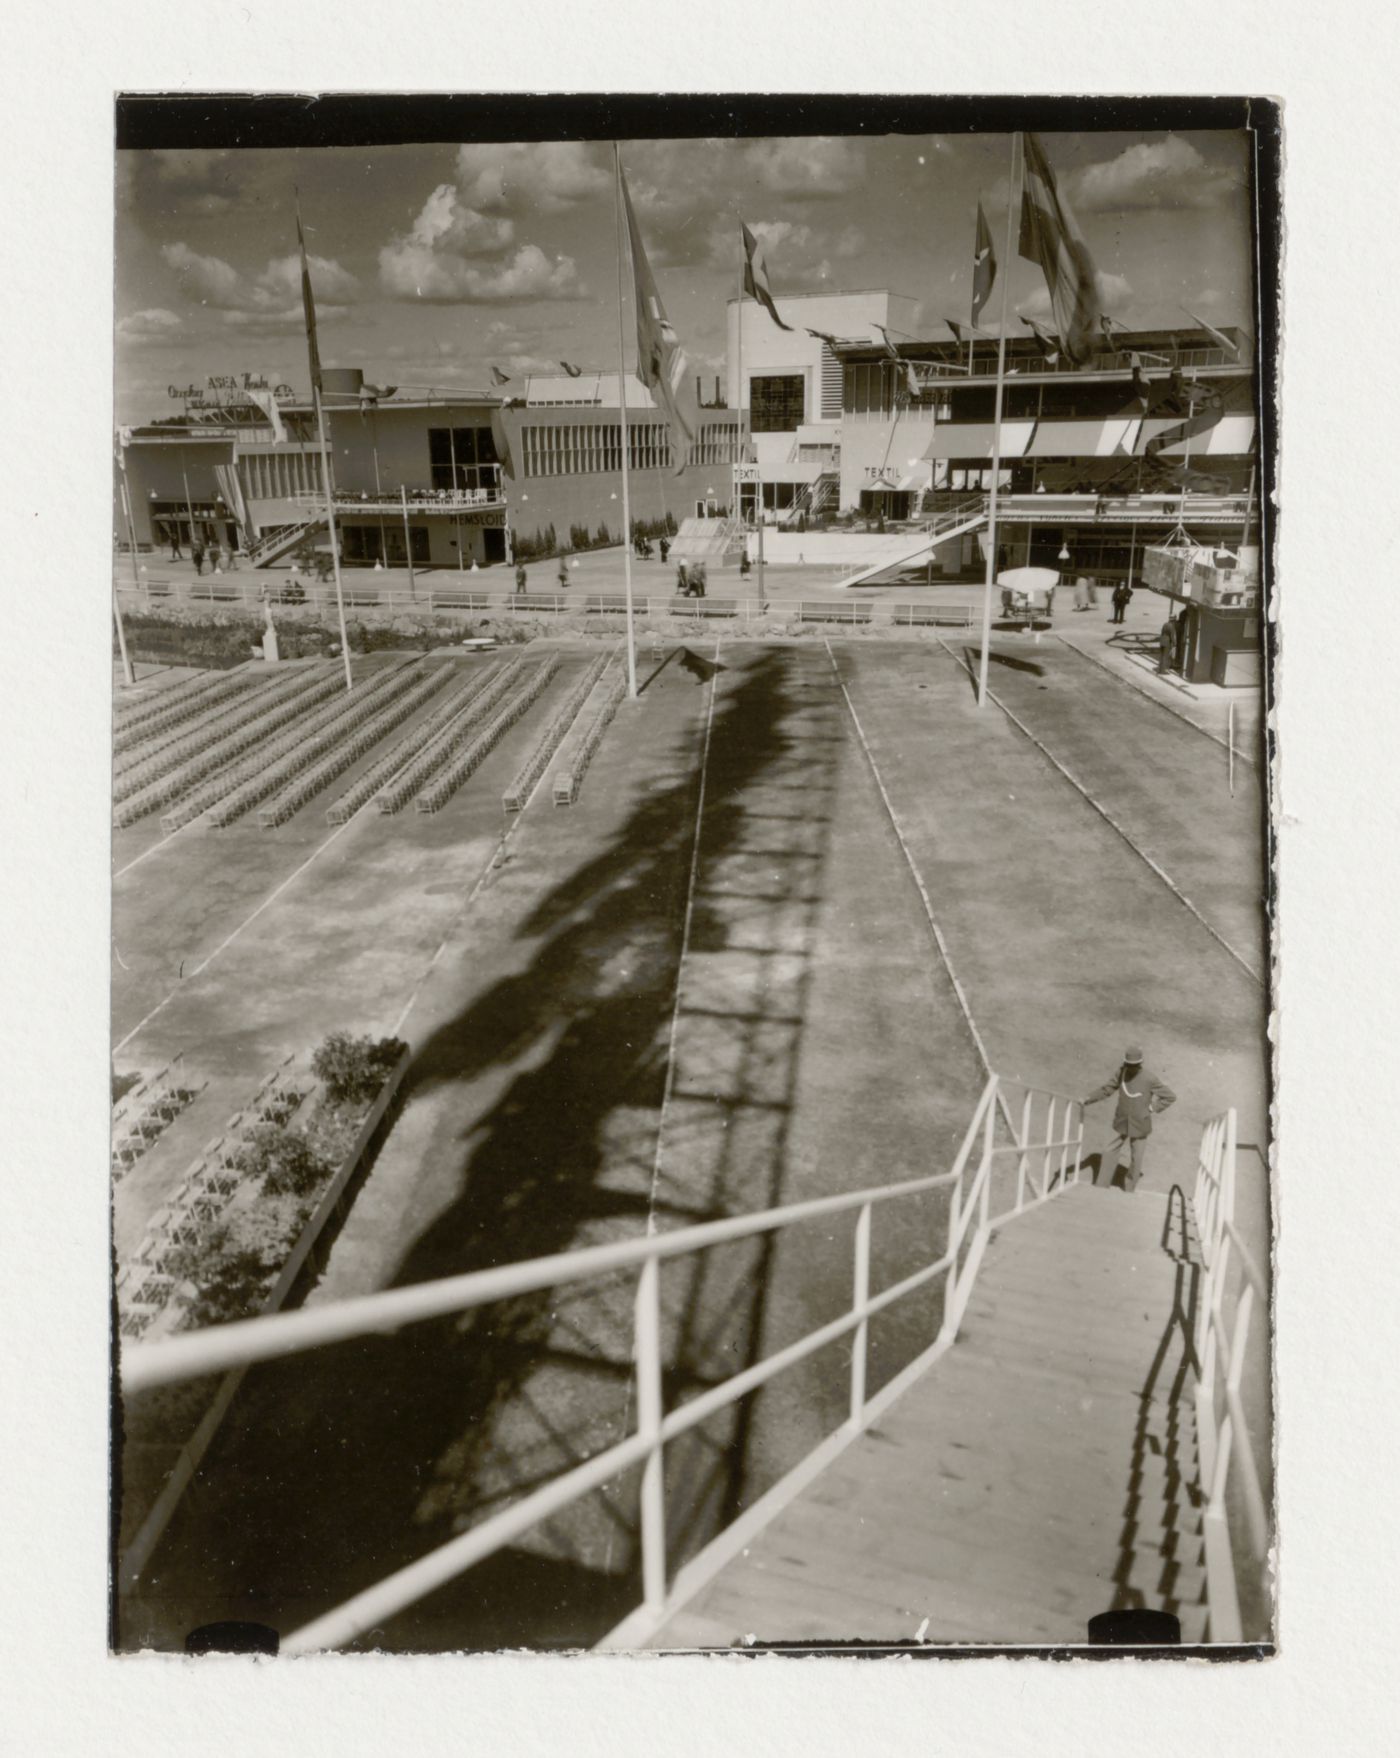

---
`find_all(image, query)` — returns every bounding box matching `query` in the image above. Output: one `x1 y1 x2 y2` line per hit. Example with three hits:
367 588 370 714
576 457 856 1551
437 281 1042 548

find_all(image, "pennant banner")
295 203 323 397
491 365 511 386
246 386 287 443
972 201 996 327
742 222 794 331
620 163 699 473
1018 132 1101 367
1021 315 1062 364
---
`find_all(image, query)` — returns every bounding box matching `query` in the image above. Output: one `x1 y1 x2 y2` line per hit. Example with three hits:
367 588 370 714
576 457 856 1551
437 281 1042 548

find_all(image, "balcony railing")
291 480 504 515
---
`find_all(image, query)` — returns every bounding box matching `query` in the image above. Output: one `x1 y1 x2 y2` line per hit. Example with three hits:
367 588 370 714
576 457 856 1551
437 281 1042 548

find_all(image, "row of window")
518 420 742 478
238 450 324 500
427 427 499 491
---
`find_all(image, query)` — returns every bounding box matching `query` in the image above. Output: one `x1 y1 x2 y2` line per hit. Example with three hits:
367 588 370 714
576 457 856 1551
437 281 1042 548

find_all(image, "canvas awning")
1024 418 1142 457
924 420 1037 460
1139 414 1256 456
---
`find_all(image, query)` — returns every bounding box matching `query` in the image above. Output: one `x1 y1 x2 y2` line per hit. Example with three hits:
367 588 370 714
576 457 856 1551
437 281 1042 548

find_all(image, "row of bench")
501 653 610 813
372 661 524 815
116 667 348 826
113 671 290 780
111 1056 201 1180
255 664 462 828
553 661 627 807
323 667 498 824
416 659 560 815
114 668 249 744
206 659 423 829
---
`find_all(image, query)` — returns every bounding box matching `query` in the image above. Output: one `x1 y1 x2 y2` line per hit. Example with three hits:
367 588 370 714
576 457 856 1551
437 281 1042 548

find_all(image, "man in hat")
1082 1045 1176 1192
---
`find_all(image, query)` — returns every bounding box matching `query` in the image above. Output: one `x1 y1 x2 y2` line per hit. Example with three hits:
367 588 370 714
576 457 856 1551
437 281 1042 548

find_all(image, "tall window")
428 426 496 489
750 373 805 433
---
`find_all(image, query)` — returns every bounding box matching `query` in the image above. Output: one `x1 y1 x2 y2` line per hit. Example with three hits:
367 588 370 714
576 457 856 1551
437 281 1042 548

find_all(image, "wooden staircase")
645 1181 1212 1647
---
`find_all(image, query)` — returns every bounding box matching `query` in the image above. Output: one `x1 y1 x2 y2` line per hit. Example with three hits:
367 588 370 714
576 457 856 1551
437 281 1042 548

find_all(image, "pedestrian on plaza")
1073 575 1091 612
677 560 690 597
1157 612 1177 674
740 550 752 578
1111 581 1132 625
694 561 708 598
659 534 670 565
515 563 527 595
1082 1045 1176 1193
166 525 182 562
191 540 205 577
558 554 570 590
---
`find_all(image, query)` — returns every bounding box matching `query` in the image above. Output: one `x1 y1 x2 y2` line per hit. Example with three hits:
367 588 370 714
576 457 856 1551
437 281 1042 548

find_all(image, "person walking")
1082 1045 1176 1192
677 560 690 597
1111 581 1131 625
1157 612 1177 674
191 540 205 577
1073 575 1090 612
515 562 527 595
557 554 570 590
659 534 670 566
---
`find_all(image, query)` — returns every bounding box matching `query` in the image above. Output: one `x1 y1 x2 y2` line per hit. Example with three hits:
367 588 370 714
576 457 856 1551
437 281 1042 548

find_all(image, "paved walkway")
647 1180 1211 1648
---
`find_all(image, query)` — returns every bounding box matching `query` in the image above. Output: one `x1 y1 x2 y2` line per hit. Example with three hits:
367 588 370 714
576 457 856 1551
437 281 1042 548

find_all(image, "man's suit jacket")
1085 1065 1176 1140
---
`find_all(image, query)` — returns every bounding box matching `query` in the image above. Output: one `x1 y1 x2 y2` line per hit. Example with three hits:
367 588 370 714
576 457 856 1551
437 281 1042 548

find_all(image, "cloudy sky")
115 130 1253 420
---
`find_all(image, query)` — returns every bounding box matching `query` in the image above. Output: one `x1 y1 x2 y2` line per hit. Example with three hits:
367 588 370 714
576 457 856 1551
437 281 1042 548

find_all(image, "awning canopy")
1139 414 1256 456
1025 418 1142 457
924 420 1036 460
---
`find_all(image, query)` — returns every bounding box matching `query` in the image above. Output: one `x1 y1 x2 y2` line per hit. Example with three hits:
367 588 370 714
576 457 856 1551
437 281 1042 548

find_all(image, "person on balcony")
1082 1046 1176 1193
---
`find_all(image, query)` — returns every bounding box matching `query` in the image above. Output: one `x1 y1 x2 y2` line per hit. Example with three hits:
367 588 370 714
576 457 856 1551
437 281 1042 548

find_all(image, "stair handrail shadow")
121 1068 1087 1655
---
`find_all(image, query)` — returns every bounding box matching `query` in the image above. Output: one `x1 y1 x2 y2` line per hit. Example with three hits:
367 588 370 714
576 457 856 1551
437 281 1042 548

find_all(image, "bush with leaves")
311 1032 406 1107
163 1226 279 1330
234 1122 330 1198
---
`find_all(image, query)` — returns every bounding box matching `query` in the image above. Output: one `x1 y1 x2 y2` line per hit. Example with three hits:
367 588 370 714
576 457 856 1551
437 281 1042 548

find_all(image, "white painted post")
1042 1097 1057 1197
849 1202 872 1429
979 1091 995 1232
634 1256 667 1613
1228 700 1236 798
1016 1088 1033 1211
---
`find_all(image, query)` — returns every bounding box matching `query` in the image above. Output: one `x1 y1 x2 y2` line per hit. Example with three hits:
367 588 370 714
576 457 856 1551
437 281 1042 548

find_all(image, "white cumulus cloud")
1070 136 1238 212
117 307 183 342
162 242 359 317
379 184 520 298
454 142 610 213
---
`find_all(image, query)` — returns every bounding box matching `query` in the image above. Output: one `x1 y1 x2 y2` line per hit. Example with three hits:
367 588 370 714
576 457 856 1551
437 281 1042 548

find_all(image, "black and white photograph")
104 93 1279 1660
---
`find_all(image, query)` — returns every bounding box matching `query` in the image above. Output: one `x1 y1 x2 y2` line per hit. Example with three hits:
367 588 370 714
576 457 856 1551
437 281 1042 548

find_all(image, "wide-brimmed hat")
1124 1044 1144 1063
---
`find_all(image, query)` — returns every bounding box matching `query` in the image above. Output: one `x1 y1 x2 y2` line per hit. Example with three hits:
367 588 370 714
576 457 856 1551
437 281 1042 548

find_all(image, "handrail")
120 1070 1085 1652
1190 1108 1271 1642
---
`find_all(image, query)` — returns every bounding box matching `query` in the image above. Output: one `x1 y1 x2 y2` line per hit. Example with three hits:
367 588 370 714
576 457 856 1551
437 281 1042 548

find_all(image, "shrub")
311 1031 406 1107
234 1123 330 1198
163 1226 278 1330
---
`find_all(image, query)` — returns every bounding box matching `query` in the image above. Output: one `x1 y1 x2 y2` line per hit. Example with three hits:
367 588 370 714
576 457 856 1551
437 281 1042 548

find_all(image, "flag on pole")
619 162 699 473
1018 132 1101 367
946 318 994 345
1183 308 1242 361
294 200 323 397
1021 315 1063 364
559 360 583 377
247 386 287 443
903 361 923 400
971 201 996 326
873 323 900 359
491 365 511 385
489 405 516 480
741 222 794 331
806 327 843 349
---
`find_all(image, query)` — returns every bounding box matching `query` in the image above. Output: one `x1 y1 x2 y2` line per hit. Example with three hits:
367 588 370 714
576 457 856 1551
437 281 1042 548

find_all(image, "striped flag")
742 222 794 331
1021 315 1062 365
619 162 698 473
1183 308 1242 361
971 201 996 326
294 200 323 397
491 365 511 385
1018 132 1101 367
559 361 583 377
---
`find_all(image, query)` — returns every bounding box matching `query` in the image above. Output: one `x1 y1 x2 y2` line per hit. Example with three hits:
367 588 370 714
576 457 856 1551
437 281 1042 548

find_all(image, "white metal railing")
121 1071 1084 1653
291 481 503 513
1191 1109 1271 1643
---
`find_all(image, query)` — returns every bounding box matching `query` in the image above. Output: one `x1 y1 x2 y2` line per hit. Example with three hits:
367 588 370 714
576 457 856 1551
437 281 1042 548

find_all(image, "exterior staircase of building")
246 515 326 569
669 515 743 565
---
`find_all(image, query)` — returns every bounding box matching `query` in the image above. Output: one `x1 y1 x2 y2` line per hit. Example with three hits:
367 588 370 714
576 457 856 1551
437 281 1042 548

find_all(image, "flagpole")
114 443 137 684
312 382 354 692
402 484 416 600
977 132 1022 710
613 142 638 701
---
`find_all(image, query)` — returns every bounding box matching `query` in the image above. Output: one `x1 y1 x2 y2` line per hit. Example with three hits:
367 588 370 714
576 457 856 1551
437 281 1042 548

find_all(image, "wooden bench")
797 600 874 624
666 595 741 618
190 582 241 602
513 593 570 614
585 593 632 614
341 588 382 607
430 590 492 612
888 603 972 628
